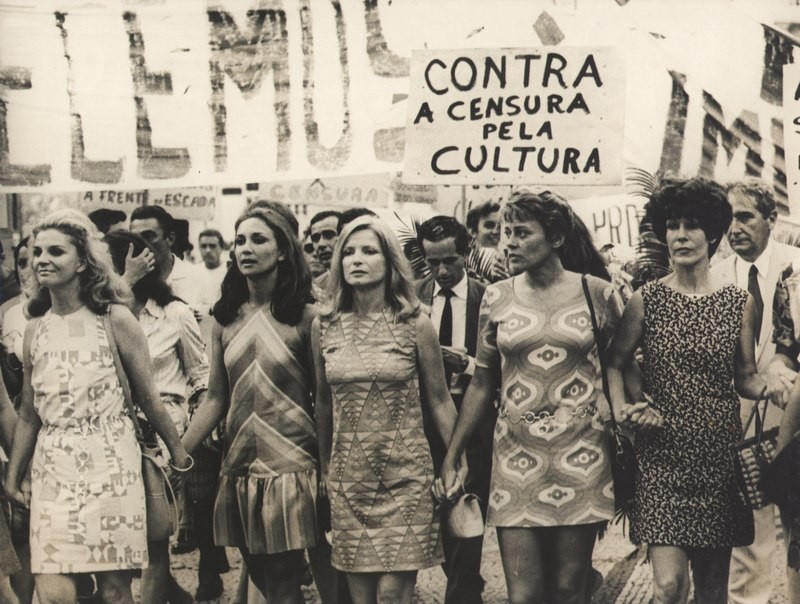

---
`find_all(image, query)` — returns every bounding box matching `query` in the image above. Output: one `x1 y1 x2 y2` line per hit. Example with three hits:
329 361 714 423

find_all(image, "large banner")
0 0 798 210
403 47 625 185
785 62 800 205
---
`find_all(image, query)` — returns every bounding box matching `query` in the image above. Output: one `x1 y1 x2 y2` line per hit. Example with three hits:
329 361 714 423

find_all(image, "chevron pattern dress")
214 305 319 554
320 310 444 572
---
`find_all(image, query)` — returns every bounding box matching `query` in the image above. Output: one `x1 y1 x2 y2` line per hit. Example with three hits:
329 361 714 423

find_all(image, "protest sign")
784 63 800 206
403 47 625 185
79 187 215 220
254 174 391 208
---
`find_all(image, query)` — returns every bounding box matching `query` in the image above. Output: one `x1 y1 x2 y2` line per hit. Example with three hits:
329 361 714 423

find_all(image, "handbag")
446 490 484 538
582 275 637 525
103 312 178 542
761 429 800 517
730 390 778 510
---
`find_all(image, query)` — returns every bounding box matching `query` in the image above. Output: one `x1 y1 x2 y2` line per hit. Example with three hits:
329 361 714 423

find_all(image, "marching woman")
181 204 320 604
440 190 622 604
104 231 211 604
606 177 771 604
3 209 191 604
312 216 464 604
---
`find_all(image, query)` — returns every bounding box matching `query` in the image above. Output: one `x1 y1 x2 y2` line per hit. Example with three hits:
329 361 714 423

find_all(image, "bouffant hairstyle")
27 209 131 317
646 176 732 257
503 189 610 280
212 205 313 326
324 217 420 322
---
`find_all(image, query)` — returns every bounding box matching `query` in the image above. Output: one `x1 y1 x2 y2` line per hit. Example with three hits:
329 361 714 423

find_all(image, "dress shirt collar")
433 273 468 300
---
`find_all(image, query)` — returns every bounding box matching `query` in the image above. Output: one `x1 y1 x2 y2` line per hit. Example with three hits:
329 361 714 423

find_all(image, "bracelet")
169 455 194 473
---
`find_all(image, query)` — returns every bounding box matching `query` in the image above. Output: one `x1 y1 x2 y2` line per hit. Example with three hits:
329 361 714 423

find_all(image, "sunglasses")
310 229 337 243
17 258 28 269
303 243 314 254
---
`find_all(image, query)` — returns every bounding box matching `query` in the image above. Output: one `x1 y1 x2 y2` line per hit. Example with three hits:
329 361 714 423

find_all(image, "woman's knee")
652 572 689 604
506 577 544 604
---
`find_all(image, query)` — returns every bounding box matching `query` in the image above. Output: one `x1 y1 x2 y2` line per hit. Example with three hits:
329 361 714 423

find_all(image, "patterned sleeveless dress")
213 305 319 554
475 275 622 527
633 281 754 547
320 311 444 572
29 307 147 573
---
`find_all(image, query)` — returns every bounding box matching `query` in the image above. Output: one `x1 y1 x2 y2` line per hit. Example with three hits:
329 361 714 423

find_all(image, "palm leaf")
625 166 671 287
466 246 498 283
394 212 429 280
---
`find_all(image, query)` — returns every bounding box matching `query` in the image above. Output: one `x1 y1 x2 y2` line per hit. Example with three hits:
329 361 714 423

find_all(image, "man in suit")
416 216 493 604
713 180 800 604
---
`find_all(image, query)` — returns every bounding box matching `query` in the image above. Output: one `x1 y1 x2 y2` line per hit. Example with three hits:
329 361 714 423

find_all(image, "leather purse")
730 390 777 510
582 275 637 525
103 312 178 542
447 491 484 538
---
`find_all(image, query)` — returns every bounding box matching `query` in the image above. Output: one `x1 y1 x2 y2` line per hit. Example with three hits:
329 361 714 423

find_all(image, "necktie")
439 288 454 347
439 289 454 387
748 264 763 343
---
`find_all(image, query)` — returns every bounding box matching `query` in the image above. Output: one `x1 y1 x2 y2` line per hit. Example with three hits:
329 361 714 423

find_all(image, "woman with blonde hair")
312 216 465 604
4 209 191 604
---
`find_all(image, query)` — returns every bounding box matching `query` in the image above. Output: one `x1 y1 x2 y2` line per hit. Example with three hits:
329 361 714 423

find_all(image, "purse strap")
581 274 622 433
741 388 769 445
103 309 144 443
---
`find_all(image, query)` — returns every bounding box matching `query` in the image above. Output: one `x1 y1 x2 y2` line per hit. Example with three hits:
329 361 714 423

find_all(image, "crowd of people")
1 177 800 604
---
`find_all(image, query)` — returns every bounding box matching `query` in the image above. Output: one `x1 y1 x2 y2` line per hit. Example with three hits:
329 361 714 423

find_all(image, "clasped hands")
432 458 468 505
618 393 664 432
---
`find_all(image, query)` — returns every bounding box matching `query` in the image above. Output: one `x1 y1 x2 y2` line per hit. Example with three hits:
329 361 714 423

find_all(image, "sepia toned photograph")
1 0 800 601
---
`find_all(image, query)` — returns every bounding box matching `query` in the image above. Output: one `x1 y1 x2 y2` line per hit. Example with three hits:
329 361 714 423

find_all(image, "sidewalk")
148 521 791 603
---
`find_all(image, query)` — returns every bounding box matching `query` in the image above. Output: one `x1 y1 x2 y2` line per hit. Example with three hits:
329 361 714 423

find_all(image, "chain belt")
498 402 598 433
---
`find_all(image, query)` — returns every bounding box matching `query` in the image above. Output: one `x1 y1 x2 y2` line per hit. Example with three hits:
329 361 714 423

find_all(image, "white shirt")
195 263 227 314
167 255 201 308
430 273 468 352
734 238 773 296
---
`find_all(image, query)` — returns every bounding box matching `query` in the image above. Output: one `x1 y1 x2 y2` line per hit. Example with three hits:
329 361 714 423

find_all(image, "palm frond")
624 167 671 287
466 246 498 283
394 212 430 280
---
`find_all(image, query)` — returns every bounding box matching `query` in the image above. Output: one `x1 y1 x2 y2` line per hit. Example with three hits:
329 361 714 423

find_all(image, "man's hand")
441 346 469 374
123 243 156 285
766 362 796 409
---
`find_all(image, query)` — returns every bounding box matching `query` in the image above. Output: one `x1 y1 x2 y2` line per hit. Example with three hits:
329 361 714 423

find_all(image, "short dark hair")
417 216 469 256
130 205 175 236
199 229 226 248
248 199 299 237
88 209 127 234
466 201 500 232
310 210 342 229
646 176 732 257
338 208 377 233
726 179 777 219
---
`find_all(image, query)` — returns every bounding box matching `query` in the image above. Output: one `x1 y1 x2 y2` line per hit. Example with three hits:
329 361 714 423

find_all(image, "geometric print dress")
29 307 147 573
633 281 754 548
213 306 319 555
475 275 622 528
320 310 444 572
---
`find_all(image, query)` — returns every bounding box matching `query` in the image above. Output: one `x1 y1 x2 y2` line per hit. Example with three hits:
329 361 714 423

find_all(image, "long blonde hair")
27 209 131 317
324 217 420 321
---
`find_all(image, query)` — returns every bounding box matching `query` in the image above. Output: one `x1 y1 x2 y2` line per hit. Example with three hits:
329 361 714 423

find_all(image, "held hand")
433 459 462 504
5 481 30 509
765 363 796 410
634 406 665 431
124 244 155 285
441 347 469 374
